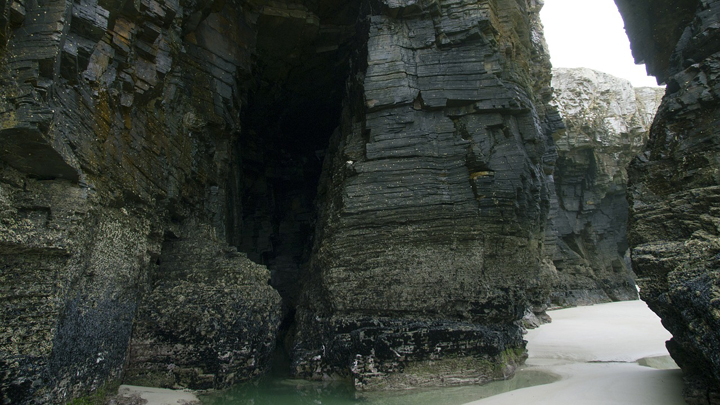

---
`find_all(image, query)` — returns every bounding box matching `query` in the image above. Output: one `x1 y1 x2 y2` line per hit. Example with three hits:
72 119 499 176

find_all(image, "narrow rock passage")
464 300 685 405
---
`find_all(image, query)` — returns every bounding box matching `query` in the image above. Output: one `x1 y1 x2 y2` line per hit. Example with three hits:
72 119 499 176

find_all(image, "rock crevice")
548 67 663 306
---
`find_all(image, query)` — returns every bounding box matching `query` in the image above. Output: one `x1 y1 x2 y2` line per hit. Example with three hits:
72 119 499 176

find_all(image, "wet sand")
464 300 685 405
112 385 201 405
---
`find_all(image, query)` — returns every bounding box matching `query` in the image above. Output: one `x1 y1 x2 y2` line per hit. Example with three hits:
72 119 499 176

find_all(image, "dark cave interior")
233 2 359 313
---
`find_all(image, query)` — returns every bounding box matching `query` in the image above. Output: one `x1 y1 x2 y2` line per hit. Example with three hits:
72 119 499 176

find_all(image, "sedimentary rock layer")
291 0 560 389
0 0 678 400
617 0 720 401
548 67 663 306
0 0 282 402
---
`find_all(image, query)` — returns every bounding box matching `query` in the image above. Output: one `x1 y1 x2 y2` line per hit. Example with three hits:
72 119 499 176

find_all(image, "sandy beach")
464 300 685 405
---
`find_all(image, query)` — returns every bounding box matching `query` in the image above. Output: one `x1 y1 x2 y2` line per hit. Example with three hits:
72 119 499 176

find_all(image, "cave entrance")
232 2 359 322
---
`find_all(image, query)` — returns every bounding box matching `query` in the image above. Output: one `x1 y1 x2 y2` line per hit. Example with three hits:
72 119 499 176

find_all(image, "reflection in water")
201 368 559 405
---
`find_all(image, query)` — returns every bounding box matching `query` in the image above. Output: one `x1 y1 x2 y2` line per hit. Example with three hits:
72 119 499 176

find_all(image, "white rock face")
551 68 664 190
552 67 664 154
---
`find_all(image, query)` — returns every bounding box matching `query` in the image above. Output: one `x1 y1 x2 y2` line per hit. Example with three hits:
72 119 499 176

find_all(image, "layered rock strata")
0 0 283 403
616 0 720 401
290 0 561 390
0 0 676 401
548 67 663 306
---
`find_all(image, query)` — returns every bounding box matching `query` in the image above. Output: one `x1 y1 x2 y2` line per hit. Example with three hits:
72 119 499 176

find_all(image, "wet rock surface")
548 67 663 306
616 0 720 401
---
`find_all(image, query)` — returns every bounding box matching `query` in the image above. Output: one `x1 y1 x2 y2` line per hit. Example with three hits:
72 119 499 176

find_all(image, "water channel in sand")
200 368 559 405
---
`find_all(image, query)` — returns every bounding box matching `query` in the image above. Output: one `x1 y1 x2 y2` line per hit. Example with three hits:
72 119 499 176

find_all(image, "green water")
201 368 559 405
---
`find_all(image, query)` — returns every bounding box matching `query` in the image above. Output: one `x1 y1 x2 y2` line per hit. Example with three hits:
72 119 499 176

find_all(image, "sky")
540 0 663 88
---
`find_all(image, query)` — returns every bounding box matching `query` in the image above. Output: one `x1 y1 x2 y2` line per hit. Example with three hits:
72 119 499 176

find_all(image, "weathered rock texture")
548 67 663 306
123 223 282 390
290 0 560 390
0 0 282 403
616 0 720 401
1 0 675 401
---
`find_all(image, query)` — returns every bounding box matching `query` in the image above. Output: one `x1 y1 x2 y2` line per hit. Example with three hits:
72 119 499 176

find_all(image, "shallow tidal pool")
200 368 559 405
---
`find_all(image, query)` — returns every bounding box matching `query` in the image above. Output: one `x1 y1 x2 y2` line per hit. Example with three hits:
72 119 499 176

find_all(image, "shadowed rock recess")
0 0 710 402
616 0 720 402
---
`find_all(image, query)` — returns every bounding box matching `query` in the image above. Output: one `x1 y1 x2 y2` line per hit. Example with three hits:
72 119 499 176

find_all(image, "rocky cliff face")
548 67 663 306
290 0 561 390
0 0 564 399
0 0 282 402
616 0 720 401
0 0 685 401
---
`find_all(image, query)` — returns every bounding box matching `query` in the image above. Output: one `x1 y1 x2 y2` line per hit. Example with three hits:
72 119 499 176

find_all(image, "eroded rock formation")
548 67 663 306
0 0 282 402
289 0 561 390
616 0 720 401
7 0 714 401
0 0 564 400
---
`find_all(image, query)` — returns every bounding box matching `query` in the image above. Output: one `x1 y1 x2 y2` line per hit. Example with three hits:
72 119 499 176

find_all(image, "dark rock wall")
617 0 720 401
548 67 663 306
0 0 282 403
1 0 690 400
0 170 154 404
124 222 281 390
291 0 560 389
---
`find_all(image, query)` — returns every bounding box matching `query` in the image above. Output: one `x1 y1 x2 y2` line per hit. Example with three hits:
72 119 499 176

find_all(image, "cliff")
548 67 663 306
290 0 560 390
616 0 720 401
0 0 282 402
3 0 710 402
0 0 564 400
